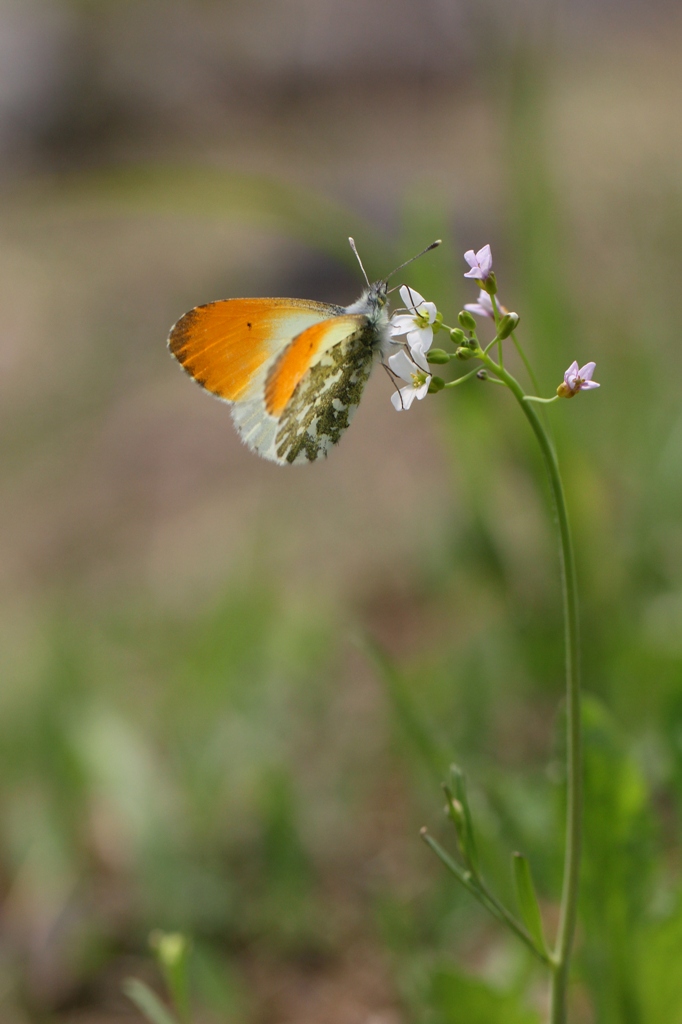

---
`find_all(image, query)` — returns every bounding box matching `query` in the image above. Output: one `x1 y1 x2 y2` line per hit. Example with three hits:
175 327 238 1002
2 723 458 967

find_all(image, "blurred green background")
2 1 682 1021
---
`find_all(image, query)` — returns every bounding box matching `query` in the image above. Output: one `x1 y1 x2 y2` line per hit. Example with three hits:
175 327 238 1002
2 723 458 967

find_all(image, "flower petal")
388 348 418 382
389 314 415 336
478 291 494 315
578 362 596 381
564 360 580 385
407 325 433 353
464 291 494 319
399 284 426 312
476 244 493 276
400 385 419 410
464 246 492 279
408 343 430 372
579 380 600 390
413 380 431 401
422 300 438 324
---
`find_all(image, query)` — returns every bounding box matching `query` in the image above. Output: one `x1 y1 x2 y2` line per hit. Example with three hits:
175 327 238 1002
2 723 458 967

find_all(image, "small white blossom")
463 244 493 280
388 346 432 411
558 361 600 398
389 285 438 354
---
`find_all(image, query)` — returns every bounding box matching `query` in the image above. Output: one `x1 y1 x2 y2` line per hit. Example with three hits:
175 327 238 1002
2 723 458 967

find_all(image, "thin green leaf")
442 782 478 876
122 978 179 1024
512 852 548 957
421 828 478 895
449 764 480 874
150 932 191 1024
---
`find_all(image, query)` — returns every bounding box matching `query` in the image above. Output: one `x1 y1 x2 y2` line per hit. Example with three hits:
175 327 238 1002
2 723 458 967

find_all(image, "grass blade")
512 852 549 958
123 978 179 1024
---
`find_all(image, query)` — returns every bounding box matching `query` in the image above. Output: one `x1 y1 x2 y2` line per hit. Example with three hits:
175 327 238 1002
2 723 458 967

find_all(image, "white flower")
388 347 432 411
389 285 438 354
463 244 493 280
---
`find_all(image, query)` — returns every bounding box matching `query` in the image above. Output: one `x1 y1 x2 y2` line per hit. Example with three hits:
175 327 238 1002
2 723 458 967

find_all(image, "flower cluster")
388 244 600 410
388 285 436 411
460 245 600 398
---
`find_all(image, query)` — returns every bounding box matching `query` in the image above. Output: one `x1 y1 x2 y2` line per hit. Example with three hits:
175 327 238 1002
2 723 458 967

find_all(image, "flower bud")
150 931 188 969
458 310 477 331
497 312 520 339
481 271 497 295
426 348 451 364
445 796 466 828
428 376 445 393
456 346 475 360
450 327 467 345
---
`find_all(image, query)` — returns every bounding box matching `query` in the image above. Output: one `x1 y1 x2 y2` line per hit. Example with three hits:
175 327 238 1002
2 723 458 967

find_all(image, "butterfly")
168 238 440 465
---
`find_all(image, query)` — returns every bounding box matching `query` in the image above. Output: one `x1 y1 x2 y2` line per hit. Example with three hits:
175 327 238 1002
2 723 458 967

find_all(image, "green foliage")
150 932 191 1024
0 581 332 1015
638 898 682 1023
420 966 541 1024
123 978 178 1024
578 697 654 1024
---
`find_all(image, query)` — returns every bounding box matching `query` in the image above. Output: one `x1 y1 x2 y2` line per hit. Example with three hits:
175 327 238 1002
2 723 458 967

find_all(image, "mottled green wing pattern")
274 324 378 464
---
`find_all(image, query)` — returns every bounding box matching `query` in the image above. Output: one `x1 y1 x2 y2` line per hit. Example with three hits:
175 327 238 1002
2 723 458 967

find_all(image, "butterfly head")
343 279 389 325
368 279 388 309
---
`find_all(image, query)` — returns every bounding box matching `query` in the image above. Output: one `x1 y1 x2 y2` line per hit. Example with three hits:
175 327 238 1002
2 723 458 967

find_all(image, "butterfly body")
168 279 391 465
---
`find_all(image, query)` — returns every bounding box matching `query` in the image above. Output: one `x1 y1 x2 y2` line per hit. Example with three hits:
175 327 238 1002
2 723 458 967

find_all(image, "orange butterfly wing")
168 297 382 465
168 297 343 403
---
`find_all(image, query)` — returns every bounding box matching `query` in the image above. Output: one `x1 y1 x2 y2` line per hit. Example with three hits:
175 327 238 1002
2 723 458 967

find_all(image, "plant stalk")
480 353 582 1024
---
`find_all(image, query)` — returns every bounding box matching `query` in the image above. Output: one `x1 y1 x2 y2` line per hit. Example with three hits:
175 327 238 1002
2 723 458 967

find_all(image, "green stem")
479 353 582 1024
490 293 504 367
421 831 551 966
444 366 480 388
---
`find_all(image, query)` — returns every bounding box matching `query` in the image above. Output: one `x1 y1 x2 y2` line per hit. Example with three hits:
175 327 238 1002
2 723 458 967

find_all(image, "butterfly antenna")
348 237 370 287
386 239 442 281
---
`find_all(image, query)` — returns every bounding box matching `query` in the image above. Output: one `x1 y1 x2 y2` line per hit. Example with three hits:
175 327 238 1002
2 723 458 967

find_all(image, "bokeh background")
2 1 682 1021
